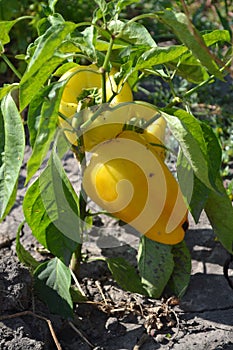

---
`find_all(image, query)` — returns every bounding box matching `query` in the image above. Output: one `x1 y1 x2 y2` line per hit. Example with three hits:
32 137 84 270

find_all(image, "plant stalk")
2 54 22 80
70 133 88 276
101 36 115 104
184 57 232 99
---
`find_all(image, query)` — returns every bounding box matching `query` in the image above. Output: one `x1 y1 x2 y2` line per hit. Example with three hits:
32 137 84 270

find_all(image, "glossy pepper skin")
83 130 188 245
82 102 167 156
58 64 133 146
60 98 167 159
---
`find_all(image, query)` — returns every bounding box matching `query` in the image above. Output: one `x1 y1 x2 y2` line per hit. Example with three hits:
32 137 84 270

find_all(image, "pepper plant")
0 0 233 319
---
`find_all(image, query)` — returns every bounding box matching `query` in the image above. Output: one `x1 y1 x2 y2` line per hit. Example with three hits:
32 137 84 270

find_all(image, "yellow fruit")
83 130 188 245
58 64 133 145
81 102 167 157
60 65 133 105
143 116 167 161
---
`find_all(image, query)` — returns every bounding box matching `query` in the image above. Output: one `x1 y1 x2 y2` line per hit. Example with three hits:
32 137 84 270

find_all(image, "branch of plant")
70 131 88 275
183 57 233 100
1 54 22 80
101 36 115 103
163 56 233 110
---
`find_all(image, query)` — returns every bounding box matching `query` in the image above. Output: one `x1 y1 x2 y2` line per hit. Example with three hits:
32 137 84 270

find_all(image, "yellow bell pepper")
58 64 133 146
83 130 188 245
79 102 166 159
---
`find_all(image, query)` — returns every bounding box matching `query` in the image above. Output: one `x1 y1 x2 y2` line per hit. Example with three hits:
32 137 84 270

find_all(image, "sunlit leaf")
0 84 18 100
161 108 220 191
80 25 98 61
0 17 31 46
135 45 187 70
115 0 139 12
23 151 81 265
20 55 63 112
26 80 65 183
108 19 156 47
177 152 210 223
49 0 59 13
20 21 76 110
158 10 223 79
21 21 76 83
203 29 231 46
0 93 25 221
168 28 230 82
177 121 221 222
27 85 52 148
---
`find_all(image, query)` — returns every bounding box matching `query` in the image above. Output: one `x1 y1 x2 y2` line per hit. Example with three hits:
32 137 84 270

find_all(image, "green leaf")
93 0 108 22
93 0 139 22
161 108 219 191
1 181 18 221
137 236 174 298
108 19 156 47
203 29 231 46
49 0 59 13
165 241 191 298
20 55 64 112
177 152 210 223
26 80 65 183
27 85 52 148
0 83 18 100
70 286 88 303
200 122 222 184
67 29 100 64
19 21 76 110
189 175 210 223
23 151 81 265
80 25 98 62
0 93 25 221
169 52 209 84
16 221 40 271
205 176 233 254
55 129 71 159
53 62 79 77
0 20 17 46
57 40 81 55
177 120 222 223
158 10 223 80
172 63 209 84
115 0 139 12
105 257 147 295
33 257 73 319
135 45 188 71
0 17 31 46
21 21 76 84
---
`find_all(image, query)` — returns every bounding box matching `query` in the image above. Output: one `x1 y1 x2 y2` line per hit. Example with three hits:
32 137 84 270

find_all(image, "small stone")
105 317 119 331
155 334 166 343
105 317 126 335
